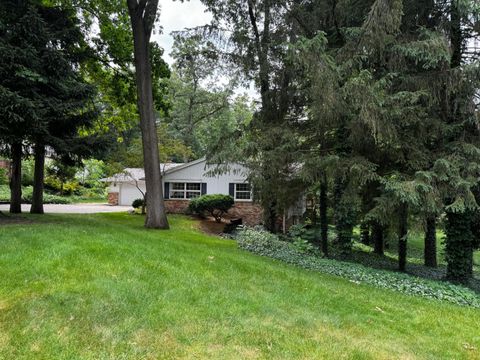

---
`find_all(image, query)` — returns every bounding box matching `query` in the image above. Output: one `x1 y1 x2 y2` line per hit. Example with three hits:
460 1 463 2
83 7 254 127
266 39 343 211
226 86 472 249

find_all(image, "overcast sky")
152 0 212 65
152 0 257 98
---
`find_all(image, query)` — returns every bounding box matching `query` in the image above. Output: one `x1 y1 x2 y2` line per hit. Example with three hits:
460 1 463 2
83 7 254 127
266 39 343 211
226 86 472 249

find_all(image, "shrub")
234 227 480 308
132 198 146 214
0 168 8 186
21 186 72 204
189 194 234 222
44 176 80 195
0 185 9 202
132 198 145 209
21 159 35 186
0 185 71 204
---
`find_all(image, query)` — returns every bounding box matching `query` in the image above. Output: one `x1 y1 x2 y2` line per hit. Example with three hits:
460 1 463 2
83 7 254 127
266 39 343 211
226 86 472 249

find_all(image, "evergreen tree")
0 0 99 214
0 1 42 212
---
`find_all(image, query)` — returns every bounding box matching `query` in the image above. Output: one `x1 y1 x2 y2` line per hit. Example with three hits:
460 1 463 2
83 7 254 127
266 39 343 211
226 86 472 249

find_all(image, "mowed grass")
0 214 479 359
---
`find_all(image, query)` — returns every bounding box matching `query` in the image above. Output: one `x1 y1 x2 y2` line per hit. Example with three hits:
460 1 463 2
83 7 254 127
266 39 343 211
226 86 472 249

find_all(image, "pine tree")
0 1 99 214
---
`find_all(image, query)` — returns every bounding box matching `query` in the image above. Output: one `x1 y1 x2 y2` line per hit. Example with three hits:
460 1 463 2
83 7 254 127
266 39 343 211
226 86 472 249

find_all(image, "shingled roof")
101 163 185 183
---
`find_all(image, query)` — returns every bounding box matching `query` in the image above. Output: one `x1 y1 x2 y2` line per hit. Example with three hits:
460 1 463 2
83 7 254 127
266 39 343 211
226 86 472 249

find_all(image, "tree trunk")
360 222 370 245
398 203 408 272
441 0 473 283
372 222 384 255
320 177 328 257
333 177 353 257
263 197 278 232
128 0 169 229
424 215 437 267
31 143 45 214
9 142 22 214
445 210 474 283
450 1 462 69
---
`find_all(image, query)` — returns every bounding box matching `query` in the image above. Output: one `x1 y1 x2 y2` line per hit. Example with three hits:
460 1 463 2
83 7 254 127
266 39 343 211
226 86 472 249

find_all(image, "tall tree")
29 4 99 214
200 0 305 231
165 34 232 156
126 0 168 229
432 0 480 282
0 0 45 213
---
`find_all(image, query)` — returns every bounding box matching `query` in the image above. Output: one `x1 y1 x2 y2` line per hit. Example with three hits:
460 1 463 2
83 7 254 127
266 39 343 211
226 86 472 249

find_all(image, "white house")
103 158 267 225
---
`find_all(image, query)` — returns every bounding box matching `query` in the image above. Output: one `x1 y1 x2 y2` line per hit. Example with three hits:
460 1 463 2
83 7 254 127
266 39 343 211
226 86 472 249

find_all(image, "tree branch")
247 0 262 56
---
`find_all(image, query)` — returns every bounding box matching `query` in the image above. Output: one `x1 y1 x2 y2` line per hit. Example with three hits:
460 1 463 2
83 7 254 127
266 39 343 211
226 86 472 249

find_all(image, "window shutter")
164 182 170 199
201 183 207 195
229 183 235 198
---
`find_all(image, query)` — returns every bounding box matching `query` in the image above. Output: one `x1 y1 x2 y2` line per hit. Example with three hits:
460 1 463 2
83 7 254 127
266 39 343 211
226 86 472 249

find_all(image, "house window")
235 183 252 201
170 182 201 199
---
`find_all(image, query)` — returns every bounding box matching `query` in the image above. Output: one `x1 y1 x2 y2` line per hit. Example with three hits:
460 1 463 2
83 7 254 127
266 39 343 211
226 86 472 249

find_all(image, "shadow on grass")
0 212 34 225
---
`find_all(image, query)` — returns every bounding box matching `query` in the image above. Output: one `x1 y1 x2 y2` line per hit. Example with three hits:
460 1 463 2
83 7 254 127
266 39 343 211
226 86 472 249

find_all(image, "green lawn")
0 214 479 359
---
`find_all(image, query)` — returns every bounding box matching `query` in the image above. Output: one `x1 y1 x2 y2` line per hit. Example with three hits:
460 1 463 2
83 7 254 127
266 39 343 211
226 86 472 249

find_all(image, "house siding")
107 160 266 225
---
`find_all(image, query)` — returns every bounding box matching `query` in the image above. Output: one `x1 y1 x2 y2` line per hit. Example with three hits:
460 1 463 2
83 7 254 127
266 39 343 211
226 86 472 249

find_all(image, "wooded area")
0 0 479 284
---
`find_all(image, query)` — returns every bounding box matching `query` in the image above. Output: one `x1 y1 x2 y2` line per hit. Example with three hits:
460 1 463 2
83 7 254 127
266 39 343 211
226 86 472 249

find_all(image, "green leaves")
189 194 234 222
392 29 450 70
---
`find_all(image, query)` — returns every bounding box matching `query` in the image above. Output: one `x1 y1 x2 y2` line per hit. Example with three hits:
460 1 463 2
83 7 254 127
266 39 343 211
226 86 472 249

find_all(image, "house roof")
102 158 247 183
139 157 207 180
101 163 185 183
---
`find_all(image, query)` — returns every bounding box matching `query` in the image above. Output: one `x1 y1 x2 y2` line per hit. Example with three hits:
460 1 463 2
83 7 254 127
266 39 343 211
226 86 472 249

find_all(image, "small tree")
125 170 146 214
132 198 146 214
189 194 234 223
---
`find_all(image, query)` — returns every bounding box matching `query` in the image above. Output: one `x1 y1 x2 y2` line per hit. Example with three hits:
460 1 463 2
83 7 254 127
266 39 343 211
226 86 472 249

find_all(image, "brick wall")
164 199 190 214
163 199 263 226
228 202 263 226
108 192 119 206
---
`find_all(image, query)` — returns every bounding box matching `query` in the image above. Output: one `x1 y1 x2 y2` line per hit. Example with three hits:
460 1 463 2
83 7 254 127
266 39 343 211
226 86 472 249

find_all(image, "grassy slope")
0 214 478 359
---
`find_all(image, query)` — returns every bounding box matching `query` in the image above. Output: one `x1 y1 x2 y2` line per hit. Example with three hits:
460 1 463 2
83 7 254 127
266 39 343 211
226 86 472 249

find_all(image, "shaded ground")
344 245 480 293
0 203 131 214
197 217 228 236
0 213 33 225
338 232 480 292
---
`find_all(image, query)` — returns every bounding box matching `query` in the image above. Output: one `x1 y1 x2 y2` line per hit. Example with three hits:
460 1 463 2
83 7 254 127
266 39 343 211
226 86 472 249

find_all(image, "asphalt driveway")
0 203 131 214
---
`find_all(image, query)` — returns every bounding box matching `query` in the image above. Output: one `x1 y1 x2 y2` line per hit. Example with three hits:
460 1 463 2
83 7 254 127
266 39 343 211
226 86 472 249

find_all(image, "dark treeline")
0 0 104 214
195 0 480 283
